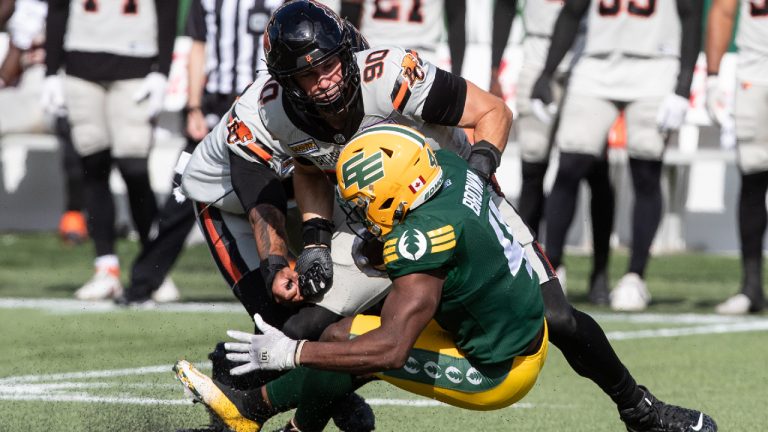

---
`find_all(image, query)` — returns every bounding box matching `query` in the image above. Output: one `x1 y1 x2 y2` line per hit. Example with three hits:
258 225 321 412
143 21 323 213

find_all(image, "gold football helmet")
336 124 443 237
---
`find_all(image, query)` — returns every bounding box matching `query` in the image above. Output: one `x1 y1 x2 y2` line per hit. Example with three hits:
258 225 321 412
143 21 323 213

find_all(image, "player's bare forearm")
0 44 22 85
248 204 291 260
293 161 334 221
675 0 703 97
706 0 737 75
298 272 442 374
459 80 513 153
187 41 206 108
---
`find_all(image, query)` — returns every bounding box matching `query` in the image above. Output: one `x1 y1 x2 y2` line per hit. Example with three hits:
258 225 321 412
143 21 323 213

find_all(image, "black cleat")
620 386 717 432
588 271 610 306
331 392 376 432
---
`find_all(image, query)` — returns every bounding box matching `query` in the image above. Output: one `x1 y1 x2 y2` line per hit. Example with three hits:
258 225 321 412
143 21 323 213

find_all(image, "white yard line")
1 297 767 407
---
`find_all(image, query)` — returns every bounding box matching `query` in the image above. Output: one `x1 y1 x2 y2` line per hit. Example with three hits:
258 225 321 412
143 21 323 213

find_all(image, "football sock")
627 158 663 277
738 171 768 304
266 367 358 431
56 115 85 211
81 150 116 256
519 161 549 235
116 157 158 246
545 152 596 269
586 158 614 276
445 0 466 75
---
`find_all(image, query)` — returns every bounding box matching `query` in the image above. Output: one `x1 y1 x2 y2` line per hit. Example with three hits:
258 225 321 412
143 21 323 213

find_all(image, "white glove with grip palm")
41 75 66 115
133 72 167 118
705 75 733 126
656 93 690 133
225 313 299 374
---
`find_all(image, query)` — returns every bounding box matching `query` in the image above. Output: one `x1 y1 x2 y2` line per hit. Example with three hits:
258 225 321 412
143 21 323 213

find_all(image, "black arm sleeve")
422 68 467 126
541 0 590 76
154 0 179 76
339 0 363 28
45 0 69 76
674 0 703 98
491 0 518 69
185 0 207 41
229 150 288 216
445 0 466 75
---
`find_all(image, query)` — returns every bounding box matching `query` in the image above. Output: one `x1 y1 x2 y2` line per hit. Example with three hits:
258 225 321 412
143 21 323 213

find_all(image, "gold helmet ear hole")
378 197 394 210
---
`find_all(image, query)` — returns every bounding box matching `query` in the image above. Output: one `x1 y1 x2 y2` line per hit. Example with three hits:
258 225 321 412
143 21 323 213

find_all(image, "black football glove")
467 140 502 184
296 246 333 297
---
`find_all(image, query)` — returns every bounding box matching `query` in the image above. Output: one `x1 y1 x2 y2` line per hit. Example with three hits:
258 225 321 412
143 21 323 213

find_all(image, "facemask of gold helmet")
336 124 443 238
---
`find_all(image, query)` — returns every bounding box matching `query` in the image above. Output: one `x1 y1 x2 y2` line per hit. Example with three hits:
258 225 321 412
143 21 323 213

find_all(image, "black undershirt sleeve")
491 0 518 69
445 0 466 75
186 0 207 41
229 150 288 216
541 0 590 76
45 0 70 76
674 0 703 98
422 68 467 126
154 0 179 76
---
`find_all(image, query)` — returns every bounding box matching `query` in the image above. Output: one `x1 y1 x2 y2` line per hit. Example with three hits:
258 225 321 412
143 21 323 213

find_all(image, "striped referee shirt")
186 0 281 96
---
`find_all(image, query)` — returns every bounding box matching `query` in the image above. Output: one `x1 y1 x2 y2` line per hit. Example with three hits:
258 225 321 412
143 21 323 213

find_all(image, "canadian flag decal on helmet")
408 176 426 193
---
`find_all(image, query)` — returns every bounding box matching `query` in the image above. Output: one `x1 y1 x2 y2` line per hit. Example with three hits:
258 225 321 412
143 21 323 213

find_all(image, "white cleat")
75 267 123 300
610 272 650 312
152 277 181 303
715 294 752 315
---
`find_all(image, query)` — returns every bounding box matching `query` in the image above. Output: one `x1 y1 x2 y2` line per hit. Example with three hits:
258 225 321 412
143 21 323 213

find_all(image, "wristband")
467 140 502 182
259 255 289 298
302 217 334 248
294 339 307 366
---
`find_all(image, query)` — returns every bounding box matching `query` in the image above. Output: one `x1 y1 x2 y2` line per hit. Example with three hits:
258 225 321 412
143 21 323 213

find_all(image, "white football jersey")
358 0 445 53
584 0 680 58
64 0 158 57
182 47 471 212
522 0 586 69
736 0 768 84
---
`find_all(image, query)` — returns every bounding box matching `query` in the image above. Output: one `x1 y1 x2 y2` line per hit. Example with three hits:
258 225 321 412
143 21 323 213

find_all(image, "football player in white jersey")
0 0 88 244
532 0 703 312
490 0 613 305
176 2 716 431
340 0 466 74
707 0 768 315
44 0 178 301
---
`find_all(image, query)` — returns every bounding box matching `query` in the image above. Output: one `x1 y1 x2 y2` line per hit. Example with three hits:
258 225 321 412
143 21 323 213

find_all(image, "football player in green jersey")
209 124 549 431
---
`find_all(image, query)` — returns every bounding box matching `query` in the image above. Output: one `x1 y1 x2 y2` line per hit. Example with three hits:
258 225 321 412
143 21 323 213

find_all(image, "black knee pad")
115 157 150 183
81 150 112 181
281 306 343 340
540 279 578 340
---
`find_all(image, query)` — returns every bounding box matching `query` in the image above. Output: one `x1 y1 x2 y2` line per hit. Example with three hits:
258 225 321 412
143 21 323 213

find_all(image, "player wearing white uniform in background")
0 0 88 244
44 0 178 300
490 0 613 305
177 3 716 432
707 0 768 315
532 0 703 311
340 0 466 74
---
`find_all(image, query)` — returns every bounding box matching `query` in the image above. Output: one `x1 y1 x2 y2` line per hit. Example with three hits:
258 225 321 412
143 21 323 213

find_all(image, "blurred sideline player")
340 0 466 75
0 0 87 244
116 0 282 305
177 124 550 432
176 2 716 431
44 0 178 300
532 0 702 311
490 0 613 304
707 0 768 315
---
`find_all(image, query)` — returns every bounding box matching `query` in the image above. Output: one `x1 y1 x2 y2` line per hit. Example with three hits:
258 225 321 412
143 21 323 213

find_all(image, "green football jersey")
383 151 544 365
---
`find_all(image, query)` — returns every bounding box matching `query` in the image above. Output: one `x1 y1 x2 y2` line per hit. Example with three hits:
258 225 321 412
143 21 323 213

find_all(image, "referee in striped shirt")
120 0 282 304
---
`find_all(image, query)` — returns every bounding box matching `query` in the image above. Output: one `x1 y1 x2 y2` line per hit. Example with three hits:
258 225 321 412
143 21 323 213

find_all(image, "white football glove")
8 0 48 50
133 72 168 118
40 75 66 116
530 74 557 125
352 233 388 278
705 75 733 126
224 313 299 374
656 93 690 133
